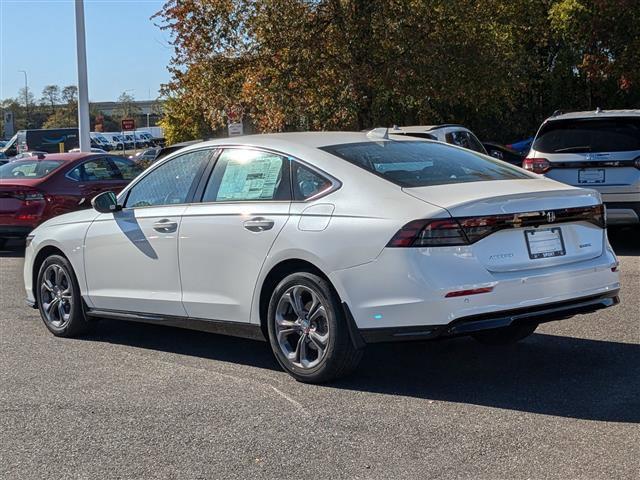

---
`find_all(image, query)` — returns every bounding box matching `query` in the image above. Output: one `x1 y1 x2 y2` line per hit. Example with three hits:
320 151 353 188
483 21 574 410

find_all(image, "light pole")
74 0 91 152
18 70 28 127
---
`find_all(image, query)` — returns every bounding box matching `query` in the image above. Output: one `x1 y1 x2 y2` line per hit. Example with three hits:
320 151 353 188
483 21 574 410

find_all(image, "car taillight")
523 157 551 173
634 157 640 170
387 219 468 247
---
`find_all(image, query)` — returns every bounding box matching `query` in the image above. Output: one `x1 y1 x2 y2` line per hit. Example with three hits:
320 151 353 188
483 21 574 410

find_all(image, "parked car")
23 131 619 383
154 139 203 161
129 147 160 167
0 153 142 245
391 124 488 154
525 109 640 225
482 141 525 166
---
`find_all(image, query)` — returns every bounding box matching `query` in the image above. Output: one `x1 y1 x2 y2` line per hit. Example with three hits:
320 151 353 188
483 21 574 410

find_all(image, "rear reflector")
445 287 494 298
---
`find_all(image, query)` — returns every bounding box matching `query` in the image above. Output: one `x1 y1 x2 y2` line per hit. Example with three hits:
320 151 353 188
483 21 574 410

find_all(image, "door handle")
243 217 275 232
153 219 178 233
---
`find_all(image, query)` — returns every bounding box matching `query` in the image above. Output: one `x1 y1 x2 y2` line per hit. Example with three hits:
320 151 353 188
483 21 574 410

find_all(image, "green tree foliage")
155 0 640 144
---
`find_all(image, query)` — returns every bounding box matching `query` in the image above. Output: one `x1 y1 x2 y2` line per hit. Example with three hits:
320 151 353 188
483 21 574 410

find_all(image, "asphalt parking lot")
1 229 638 479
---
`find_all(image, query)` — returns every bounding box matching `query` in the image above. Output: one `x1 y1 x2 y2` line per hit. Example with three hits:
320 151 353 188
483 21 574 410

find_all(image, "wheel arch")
32 245 69 299
256 258 336 339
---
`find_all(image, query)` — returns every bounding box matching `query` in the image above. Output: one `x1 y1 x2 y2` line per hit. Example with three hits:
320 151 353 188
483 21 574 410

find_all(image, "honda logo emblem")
546 211 556 223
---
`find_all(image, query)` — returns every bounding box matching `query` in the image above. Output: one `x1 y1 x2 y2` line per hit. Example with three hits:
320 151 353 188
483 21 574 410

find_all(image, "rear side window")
321 141 531 188
0 160 63 179
125 150 211 208
445 130 486 154
202 148 290 202
534 118 640 153
292 162 333 200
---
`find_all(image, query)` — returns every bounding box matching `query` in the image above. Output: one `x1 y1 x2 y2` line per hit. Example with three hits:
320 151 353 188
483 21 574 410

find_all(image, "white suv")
525 110 640 225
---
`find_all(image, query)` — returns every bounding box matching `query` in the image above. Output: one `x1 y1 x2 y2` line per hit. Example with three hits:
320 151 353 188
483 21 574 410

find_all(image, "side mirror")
92 191 122 213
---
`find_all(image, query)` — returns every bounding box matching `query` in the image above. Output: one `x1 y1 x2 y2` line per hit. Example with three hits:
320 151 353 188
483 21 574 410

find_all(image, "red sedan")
0 153 143 245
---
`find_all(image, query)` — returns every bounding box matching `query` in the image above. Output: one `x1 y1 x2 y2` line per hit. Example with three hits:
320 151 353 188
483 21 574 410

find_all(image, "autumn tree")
154 0 640 144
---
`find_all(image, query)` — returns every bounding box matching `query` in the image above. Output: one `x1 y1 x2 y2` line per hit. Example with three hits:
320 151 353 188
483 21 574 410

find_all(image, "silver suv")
526 110 640 225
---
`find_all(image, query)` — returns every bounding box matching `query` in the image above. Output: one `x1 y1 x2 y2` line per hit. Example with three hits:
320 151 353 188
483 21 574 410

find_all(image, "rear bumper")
359 290 619 343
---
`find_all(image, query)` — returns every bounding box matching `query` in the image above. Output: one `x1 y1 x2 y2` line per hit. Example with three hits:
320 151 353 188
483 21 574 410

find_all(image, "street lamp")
18 70 28 127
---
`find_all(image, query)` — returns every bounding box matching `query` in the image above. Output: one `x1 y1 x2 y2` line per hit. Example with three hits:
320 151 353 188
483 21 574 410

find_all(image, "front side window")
202 149 290 202
0 160 63 179
292 162 333 200
68 158 121 181
125 150 211 208
321 141 532 188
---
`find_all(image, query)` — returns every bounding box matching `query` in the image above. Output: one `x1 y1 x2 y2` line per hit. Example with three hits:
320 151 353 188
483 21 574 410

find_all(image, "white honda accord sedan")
23 131 620 383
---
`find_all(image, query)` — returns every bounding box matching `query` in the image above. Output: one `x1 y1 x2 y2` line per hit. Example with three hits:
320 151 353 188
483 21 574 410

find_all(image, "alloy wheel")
40 264 73 329
274 285 330 369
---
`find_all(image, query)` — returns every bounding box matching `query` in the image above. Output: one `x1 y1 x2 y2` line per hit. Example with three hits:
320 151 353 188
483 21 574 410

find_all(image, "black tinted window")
534 118 640 153
125 150 210 208
203 149 290 202
292 162 332 200
321 141 531 187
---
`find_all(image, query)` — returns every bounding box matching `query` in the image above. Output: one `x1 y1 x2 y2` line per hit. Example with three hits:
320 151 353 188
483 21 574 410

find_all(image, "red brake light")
523 157 551 173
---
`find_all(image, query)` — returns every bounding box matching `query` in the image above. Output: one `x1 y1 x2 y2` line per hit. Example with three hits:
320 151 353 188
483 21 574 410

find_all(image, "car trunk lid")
402 179 605 272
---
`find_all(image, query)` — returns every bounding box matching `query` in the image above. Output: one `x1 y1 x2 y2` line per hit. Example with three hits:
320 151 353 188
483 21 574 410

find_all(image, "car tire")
36 254 90 337
267 272 363 383
471 322 538 345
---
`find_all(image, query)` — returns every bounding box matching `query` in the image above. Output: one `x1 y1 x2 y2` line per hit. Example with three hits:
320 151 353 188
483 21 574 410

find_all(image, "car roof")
18 152 103 163
191 131 430 151
546 109 640 121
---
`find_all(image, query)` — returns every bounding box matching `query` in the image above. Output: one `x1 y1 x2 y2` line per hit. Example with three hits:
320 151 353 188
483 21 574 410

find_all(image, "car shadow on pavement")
608 226 640 255
85 319 639 423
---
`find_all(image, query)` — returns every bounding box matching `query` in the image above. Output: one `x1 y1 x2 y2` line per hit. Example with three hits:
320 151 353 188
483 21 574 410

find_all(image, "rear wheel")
267 272 363 383
471 323 538 345
36 255 90 337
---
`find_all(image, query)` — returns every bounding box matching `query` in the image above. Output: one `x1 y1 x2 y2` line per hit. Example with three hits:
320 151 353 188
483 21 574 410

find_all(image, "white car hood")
403 178 601 217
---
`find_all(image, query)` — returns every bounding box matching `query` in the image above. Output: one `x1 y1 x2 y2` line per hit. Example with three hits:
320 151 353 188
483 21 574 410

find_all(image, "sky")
0 0 172 103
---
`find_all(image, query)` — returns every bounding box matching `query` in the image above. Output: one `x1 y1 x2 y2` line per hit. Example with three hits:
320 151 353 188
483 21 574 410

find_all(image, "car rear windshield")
320 141 531 187
533 117 640 153
0 160 64 179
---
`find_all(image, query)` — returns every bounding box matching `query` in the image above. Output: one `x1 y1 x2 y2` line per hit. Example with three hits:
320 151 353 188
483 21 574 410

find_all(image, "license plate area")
578 168 605 184
525 228 566 259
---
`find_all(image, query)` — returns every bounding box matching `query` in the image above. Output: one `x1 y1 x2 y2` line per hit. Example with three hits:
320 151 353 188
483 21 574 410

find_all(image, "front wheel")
471 322 538 345
36 254 90 337
267 272 363 383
